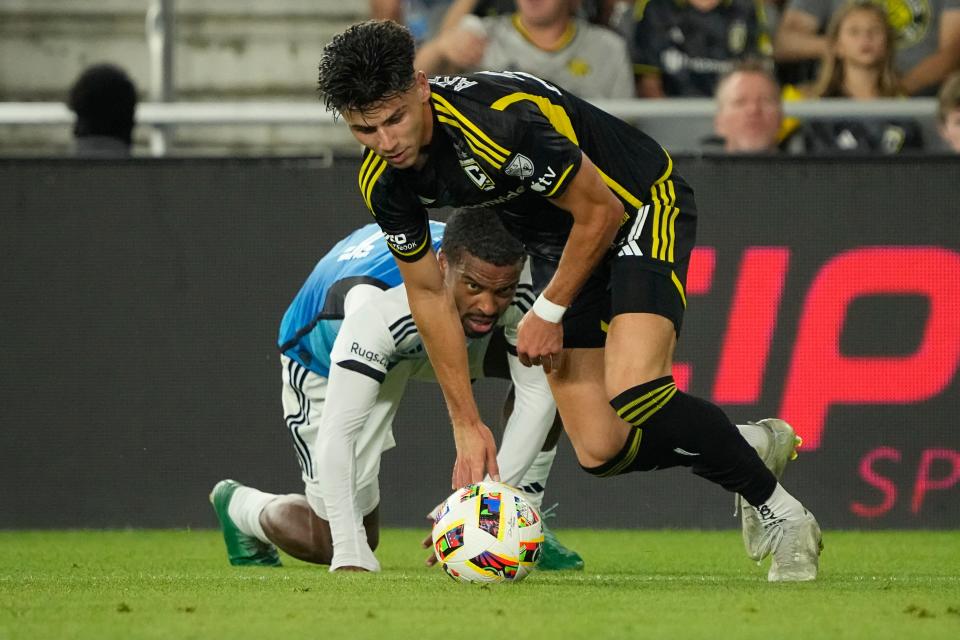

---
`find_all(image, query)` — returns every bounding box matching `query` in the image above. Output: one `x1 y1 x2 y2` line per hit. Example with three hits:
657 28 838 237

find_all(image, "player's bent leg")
604 315 821 580
735 419 803 559
260 494 334 565
209 479 282 567
546 347 631 468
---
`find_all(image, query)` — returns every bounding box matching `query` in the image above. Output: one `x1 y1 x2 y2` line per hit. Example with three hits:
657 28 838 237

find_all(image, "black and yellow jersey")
358 71 681 263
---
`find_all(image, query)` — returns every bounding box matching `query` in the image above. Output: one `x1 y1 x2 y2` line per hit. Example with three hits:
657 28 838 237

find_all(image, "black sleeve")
497 103 583 200
361 157 433 263
630 0 667 75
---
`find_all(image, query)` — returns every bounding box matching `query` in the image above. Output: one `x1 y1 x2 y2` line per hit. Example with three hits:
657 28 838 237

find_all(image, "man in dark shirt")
317 19 823 581
630 0 772 97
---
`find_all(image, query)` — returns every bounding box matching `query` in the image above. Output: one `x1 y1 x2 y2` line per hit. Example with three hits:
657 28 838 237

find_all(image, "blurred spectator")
416 0 634 98
797 2 924 152
67 63 137 158
711 60 790 151
628 0 773 97
937 71 960 150
774 0 960 96
371 0 515 43
434 0 629 29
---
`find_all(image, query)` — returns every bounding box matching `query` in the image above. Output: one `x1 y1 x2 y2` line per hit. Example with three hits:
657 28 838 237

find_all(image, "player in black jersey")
317 19 822 581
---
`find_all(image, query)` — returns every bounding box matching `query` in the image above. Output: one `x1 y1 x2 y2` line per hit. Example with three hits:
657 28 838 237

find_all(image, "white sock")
516 447 557 511
227 486 277 545
753 483 804 528
736 423 769 458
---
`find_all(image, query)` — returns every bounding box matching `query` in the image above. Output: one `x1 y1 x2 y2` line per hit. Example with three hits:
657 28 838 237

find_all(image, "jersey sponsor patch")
349 341 389 368
460 158 496 191
529 166 557 193
504 153 534 178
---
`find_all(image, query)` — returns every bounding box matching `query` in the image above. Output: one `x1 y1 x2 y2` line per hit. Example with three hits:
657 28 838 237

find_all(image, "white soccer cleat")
758 508 823 582
739 419 803 561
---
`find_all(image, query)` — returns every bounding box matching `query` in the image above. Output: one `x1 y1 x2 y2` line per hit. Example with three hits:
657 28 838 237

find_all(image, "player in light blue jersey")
276 221 442 380
211 209 583 572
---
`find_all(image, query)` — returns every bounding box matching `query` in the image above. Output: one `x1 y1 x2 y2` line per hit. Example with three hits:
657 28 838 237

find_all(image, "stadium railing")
0 98 939 155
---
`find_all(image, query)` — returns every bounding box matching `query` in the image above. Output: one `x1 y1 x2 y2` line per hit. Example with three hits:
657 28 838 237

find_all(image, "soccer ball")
431 481 543 583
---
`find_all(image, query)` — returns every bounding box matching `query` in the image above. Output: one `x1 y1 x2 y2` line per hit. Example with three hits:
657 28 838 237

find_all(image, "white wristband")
531 293 567 324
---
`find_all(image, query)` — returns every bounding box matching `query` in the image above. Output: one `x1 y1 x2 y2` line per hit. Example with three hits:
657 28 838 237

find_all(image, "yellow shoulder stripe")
595 167 642 210
545 163 575 198
436 114 505 168
361 155 387 212
431 93 510 156
489 92 579 146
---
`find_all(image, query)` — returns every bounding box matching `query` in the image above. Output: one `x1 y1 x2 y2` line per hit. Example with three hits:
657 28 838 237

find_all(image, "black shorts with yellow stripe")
534 172 697 349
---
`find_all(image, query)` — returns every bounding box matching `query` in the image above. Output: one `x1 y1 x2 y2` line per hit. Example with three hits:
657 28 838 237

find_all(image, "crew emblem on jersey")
504 153 535 179
728 21 747 54
460 158 496 191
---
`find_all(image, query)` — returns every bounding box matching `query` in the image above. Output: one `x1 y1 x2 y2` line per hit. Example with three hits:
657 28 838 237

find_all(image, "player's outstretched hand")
422 530 438 566
451 420 500 489
516 310 564 374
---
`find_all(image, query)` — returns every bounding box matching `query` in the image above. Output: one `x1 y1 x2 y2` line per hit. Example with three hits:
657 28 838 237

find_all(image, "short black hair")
441 208 527 268
317 20 416 116
67 64 137 143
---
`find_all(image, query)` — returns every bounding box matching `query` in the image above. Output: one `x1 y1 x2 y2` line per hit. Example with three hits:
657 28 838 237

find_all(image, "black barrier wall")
1 157 958 530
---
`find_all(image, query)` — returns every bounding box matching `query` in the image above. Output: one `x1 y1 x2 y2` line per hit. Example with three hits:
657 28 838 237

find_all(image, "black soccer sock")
582 376 776 506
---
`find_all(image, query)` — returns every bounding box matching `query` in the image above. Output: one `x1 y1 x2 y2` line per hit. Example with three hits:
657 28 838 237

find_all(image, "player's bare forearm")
399 254 481 426
397 251 500 486
901 47 960 95
544 153 624 306
773 11 827 62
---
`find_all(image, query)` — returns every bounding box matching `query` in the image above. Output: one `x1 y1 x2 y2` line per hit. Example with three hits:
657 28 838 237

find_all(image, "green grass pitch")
1 530 958 639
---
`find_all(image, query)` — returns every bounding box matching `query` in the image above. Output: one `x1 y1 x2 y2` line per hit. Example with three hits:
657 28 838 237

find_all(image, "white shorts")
280 355 407 520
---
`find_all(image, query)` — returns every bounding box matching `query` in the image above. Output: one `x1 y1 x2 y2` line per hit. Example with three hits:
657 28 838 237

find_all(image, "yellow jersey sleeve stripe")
544 163 576 198
361 155 385 207
666 179 679 263
431 94 511 156
436 115 505 167
658 182 671 261
390 228 431 257
489 92 580 146
672 271 687 308
596 167 643 210
362 157 387 212
358 150 378 195
601 428 643 477
654 147 674 186
650 182 662 260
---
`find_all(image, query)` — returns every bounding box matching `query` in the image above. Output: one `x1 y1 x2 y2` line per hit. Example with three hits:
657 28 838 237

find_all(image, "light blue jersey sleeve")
277 221 445 377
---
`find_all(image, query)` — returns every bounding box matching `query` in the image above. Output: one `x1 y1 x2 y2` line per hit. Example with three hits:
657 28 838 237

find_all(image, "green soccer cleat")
209 479 281 567
537 506 584 571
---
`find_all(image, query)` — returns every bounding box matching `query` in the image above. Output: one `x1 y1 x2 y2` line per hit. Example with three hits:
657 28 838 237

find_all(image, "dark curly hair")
442 208 526 268
317 20 416 116
67 64 137 143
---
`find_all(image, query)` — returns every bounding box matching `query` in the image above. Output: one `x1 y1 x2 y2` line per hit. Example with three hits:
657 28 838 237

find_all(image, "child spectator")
937 71 960 150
